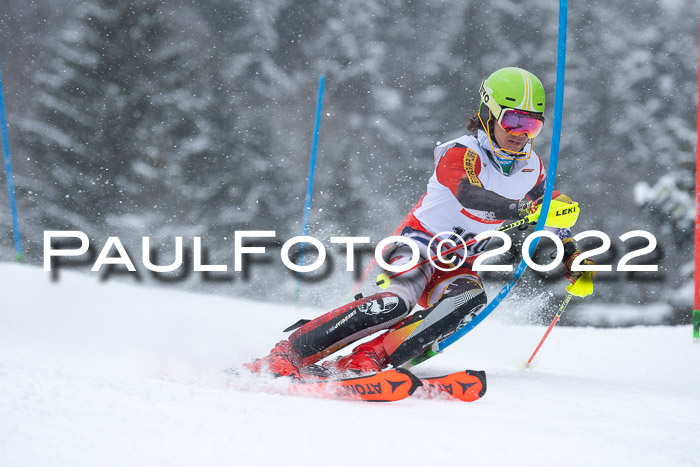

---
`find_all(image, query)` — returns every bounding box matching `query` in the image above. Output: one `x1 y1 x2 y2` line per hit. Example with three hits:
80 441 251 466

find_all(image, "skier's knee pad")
353 292 410 323
288 292 409 364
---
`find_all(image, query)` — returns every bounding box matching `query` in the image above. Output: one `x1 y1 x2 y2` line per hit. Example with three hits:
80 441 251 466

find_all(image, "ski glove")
517 196 542 221
564 251 596 297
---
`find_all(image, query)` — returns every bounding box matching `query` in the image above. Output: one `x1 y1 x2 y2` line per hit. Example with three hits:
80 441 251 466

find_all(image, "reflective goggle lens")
499 109 545 138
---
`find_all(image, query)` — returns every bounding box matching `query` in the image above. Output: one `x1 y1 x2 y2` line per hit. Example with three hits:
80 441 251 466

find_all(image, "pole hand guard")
525 198 580 229
566 272 594 297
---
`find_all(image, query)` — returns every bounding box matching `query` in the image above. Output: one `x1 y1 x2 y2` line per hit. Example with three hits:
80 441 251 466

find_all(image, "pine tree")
22 0 215 240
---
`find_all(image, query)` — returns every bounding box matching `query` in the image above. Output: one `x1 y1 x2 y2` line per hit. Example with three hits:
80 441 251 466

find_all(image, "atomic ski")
412 370 487 402
292 368 422 402
230 366 487 402
292 368 487 402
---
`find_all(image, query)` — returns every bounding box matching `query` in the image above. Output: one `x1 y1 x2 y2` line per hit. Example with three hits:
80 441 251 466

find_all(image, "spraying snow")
0 263 698 467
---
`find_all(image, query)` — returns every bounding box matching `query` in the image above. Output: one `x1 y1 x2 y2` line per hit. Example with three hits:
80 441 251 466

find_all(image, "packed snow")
1 263 698 467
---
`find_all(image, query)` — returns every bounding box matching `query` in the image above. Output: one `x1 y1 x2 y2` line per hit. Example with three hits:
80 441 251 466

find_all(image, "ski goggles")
480 82 545 138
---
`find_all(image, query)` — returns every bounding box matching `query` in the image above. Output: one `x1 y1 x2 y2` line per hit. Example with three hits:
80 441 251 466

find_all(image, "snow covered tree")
21 0 216 240
3 0 696 311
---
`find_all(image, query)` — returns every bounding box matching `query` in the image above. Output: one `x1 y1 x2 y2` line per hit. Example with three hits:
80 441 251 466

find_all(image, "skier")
245 67 595 378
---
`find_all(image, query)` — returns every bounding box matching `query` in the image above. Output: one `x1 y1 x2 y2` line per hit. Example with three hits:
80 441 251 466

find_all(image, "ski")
412 369 487 402
292 368 422 402
230 366 487 402
292 368 487 402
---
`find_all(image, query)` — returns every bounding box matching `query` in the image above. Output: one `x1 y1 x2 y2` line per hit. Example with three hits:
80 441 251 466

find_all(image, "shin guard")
382 285 487 367
288 292 409 367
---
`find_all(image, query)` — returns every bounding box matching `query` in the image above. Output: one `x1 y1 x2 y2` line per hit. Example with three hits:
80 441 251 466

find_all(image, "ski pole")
376 216 533 287
294 74 325 305
0 55 23 262
525 293 573 368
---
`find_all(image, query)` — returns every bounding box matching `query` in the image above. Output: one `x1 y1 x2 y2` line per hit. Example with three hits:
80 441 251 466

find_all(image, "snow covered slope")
1 263 698 467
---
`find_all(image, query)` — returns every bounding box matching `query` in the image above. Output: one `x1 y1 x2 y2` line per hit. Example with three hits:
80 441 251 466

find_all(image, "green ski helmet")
479 67 545 115
477 67 546 161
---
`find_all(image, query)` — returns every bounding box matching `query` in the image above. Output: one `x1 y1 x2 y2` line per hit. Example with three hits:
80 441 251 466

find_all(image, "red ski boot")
325 332 390 375
244 340 302 378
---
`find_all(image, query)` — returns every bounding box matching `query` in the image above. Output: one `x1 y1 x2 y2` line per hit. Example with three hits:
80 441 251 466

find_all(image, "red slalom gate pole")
525 293 573 368
376 235 478 286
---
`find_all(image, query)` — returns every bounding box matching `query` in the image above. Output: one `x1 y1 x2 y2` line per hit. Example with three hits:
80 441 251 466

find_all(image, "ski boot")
323 331 390 376
244 340 302 378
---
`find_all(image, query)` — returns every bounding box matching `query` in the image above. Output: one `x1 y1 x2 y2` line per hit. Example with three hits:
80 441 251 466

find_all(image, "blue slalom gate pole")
295 74 325 303
438 0 568 352
0 55 23 262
